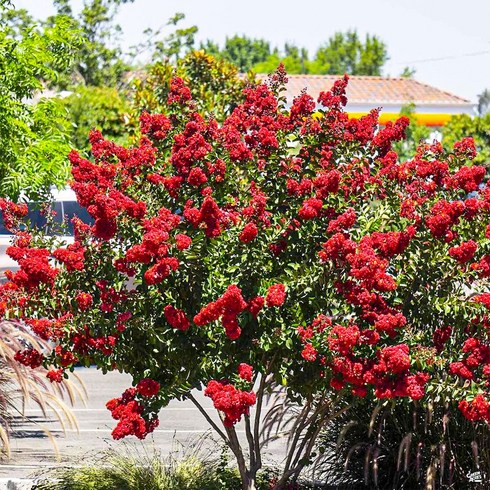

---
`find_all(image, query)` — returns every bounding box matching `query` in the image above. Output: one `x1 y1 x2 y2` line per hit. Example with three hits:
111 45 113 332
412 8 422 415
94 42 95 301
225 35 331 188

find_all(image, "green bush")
63 86 133 153
33 445 268 490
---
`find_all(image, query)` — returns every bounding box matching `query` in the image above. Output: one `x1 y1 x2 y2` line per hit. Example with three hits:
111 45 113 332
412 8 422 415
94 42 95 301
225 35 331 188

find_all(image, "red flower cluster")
247 296 265 318
167 76 192 105
446 165 486 193
25 316 67 341
346 243 397 293
46 368 64 383
194 285 248 339
458 394 489 423
433 325 452 352
184 195 227 238
301 343 318 362
453 137 477 160
6 245 58 290
319 233 356 263
238 363 253 382
14 348 44 369
364 345 429 400
205 380 256 427
69 326 116 358
449 337 490 382
318 75 349 109
53 242 86 271
426 199 465 240
106 388 159 440
175 233 192 250
164 305 190 331
373 312 407 337
140 112 172 141
0 198 28 231
298 198 323 221
448 240 478 263
76 292 93 311
136 378 160 397
371 117 410 157
239 222 258 243
265 284 286 307
326 208 356 234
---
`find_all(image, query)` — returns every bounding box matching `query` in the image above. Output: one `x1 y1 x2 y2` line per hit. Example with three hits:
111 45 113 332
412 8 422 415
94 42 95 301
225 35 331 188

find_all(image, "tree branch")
253 372 267 470
188 392 229 445
244 412 256 471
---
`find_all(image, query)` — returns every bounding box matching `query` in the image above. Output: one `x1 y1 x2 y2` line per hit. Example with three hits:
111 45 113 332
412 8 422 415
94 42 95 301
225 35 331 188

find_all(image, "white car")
0 188 93 280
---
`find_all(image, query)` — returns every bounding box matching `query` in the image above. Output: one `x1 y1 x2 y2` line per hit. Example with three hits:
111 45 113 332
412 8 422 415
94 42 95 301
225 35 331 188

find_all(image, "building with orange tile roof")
259 74 475 126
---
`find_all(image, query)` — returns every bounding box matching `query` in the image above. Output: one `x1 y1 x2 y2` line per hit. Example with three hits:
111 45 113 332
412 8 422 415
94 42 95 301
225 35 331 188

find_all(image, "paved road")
1 367 287 479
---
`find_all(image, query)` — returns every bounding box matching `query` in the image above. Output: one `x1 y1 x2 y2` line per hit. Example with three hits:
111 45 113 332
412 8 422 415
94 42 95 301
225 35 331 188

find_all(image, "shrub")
63 86 133 153
1 69 489 489
315 398 489 489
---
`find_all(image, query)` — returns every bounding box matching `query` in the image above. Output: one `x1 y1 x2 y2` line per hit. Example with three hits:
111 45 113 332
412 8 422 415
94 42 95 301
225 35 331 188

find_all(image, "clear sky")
17 0 490 103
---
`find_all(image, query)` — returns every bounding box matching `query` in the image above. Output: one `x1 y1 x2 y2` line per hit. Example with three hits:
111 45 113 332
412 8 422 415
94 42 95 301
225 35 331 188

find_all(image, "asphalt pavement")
1 367 287 479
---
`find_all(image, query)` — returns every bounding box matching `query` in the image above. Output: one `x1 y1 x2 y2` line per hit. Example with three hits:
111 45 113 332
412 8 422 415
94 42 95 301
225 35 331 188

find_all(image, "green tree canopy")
202 30 388 75
0 2 81 200
312 31 388 75
201 35 272 72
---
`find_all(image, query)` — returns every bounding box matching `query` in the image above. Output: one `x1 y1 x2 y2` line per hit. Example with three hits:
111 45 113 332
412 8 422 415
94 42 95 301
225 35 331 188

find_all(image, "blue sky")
17 0 490 103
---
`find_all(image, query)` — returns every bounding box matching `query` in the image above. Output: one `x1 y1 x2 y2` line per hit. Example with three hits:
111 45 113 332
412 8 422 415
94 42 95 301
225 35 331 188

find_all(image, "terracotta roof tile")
257 74 470 106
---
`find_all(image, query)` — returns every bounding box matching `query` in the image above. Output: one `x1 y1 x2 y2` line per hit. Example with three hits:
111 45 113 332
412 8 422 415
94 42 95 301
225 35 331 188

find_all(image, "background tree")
149 12 198 64
400 66 416 78
132 50 255 123
253 43 310 74
311 30 387 75
62 85 132 152
201 35 272 72
0 1 81 200
202 30 388 76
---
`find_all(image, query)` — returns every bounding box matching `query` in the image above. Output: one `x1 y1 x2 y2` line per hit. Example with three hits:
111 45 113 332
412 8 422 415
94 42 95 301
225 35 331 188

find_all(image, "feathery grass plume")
314 397 490 489
0 320 85 459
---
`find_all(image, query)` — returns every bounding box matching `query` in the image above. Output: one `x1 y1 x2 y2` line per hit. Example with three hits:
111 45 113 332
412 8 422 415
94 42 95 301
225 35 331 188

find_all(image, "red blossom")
301 343 318 362
136 378 160 397
47 369 64 383
238 363 253 382
239 222 258 243
14 348 44 369
448 240 478 263
76 292 93 311
164 305 190 331
205 380 256 427
265 284 286 307
459 394 489 423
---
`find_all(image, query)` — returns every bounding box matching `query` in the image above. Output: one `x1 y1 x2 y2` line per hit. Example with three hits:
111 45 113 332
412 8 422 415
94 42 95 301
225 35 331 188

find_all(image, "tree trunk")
243 473 257 490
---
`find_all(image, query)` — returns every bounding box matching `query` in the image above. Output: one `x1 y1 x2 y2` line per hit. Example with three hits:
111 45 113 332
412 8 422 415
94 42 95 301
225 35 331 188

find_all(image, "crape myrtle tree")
1 69 489 489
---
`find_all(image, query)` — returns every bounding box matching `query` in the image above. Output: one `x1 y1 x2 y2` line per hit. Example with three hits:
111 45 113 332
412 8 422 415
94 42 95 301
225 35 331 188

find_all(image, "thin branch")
244 413 256 470
253 372 267 470
188 393 229 445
